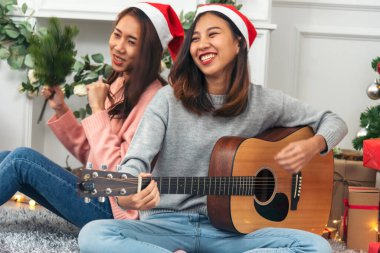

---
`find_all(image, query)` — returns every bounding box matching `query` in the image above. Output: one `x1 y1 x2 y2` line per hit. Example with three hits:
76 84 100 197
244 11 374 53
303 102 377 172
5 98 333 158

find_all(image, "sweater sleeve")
48 110 90 165
274 91 348 154
120 88 168 176
81 82 162 171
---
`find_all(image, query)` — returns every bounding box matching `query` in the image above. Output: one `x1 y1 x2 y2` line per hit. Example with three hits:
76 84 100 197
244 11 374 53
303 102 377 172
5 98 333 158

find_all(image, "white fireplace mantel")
19 0 276 26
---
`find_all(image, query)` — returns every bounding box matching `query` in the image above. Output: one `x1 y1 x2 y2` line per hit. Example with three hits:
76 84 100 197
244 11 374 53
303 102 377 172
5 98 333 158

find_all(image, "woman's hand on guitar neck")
116 173 160 211
274 135 327 174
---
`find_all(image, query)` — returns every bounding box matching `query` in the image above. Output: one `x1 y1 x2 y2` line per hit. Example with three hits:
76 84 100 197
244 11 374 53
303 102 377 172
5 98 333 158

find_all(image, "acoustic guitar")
77 126 333 235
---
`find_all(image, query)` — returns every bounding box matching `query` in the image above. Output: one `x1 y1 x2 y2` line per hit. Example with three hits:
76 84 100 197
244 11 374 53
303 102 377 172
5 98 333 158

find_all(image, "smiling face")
109 14 141 73
190 13 240 82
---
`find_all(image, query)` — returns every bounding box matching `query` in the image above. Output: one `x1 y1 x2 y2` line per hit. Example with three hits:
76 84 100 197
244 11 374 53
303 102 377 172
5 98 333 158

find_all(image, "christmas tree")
352 57 380 150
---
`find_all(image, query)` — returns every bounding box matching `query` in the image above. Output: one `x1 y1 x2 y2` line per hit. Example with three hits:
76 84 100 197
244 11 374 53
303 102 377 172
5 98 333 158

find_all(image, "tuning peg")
116 165 122 172
86 162 93 170
84 197 91 204
100 164 108 171
120 188 127 195
98 197 106 203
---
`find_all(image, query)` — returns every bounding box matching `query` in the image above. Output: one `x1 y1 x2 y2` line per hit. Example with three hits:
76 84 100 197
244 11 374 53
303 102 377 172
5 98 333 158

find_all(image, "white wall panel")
269 1 380 150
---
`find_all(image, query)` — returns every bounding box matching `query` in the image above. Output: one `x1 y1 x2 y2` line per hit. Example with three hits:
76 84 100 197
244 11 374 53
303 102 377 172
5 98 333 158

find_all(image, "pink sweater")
48 77 162 220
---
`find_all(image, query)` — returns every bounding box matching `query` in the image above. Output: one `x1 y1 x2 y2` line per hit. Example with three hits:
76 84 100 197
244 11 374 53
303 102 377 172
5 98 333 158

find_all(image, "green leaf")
85 71 99 80
21 2 27 14
73 60 84 72
81 54 90 64
103 64 113 78
0 0 15 7
18 21 33 41
73 110 80 118
79 107 86 119
24 53 33 67
4 24 19 38
93 63 104 73
5 4 14 12
91 53 104 63
63 83 74 98
0 46 10 59
10 43 26 55
86 103 92 115
7 54 24 69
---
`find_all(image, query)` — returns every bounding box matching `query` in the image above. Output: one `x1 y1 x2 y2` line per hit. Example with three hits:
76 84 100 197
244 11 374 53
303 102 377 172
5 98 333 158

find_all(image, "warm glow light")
29 199 36 207
332 220 338 224
14 194 23 202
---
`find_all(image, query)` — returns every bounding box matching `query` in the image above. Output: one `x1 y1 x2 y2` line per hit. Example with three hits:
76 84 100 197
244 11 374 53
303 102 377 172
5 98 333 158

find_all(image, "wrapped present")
322 226 337 239
363 138 380 171
345 187 379 251
328 159 376 226
368 242 380 253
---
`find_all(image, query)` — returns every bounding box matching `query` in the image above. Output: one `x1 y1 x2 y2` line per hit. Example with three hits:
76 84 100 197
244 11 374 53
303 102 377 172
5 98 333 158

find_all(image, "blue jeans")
78 212 332 253
0 147 113 227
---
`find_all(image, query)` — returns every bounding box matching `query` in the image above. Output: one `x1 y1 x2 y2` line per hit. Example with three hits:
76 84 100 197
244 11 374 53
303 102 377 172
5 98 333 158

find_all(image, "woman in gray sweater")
78 4 347 253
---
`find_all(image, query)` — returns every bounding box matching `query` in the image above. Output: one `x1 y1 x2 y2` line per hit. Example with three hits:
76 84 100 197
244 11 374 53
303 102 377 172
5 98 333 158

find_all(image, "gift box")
364 138 380 171
322 226 337 240
345 187 379 251
328 159 376 226
368 242 380 253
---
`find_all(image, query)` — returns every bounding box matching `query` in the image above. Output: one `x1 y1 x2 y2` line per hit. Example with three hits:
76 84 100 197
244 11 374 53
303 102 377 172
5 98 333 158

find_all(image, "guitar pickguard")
254 193 289 222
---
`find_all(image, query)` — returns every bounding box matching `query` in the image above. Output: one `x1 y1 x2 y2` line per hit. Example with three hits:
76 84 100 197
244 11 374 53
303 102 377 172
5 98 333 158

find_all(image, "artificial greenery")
0 0 34 70
66 53 113 119
29 17 78 86
352 105 380 150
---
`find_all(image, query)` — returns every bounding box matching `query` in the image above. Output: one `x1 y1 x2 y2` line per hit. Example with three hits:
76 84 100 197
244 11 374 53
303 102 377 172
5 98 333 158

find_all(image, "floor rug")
0 205 364 253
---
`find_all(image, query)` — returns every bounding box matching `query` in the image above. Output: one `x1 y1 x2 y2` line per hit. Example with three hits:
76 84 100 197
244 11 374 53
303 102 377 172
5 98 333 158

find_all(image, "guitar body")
208 127 333 234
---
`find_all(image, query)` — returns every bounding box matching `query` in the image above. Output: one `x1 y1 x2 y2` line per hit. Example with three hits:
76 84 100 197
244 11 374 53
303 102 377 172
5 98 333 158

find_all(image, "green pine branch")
28 17 78 86
372 57 380 73
352 105 380 150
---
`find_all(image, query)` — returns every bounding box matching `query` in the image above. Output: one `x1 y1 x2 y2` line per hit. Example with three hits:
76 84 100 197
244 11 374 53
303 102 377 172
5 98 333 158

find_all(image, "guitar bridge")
290 172 302 210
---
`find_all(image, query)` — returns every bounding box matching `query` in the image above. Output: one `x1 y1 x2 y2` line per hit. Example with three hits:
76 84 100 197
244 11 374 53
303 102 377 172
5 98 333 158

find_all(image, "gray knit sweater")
120 84 347 220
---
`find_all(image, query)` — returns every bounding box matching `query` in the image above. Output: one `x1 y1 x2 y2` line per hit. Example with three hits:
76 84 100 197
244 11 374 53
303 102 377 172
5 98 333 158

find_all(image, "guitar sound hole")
254 169 275 202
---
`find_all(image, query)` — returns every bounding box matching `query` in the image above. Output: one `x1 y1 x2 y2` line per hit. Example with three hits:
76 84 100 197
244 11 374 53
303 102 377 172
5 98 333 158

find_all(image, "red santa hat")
132 2 184 60
195 4 257 50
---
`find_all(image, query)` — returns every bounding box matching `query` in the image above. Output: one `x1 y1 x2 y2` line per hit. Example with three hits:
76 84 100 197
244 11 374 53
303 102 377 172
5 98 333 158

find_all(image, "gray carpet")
0 206 79 253
0 205 361 253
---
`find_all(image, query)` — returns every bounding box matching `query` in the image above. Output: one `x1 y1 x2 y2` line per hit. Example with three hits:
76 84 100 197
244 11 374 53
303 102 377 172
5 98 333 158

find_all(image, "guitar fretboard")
140 176 266 196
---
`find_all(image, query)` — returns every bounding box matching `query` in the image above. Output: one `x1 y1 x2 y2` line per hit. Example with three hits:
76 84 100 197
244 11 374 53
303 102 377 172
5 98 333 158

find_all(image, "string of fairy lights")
12 193 37 210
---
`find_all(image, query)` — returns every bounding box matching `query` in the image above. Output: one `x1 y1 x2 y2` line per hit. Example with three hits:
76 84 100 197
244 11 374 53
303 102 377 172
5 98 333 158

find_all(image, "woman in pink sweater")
0 2 184 227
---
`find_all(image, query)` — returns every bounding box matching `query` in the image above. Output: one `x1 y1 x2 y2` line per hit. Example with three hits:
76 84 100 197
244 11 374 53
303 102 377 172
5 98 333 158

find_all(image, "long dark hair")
107 7 166 119
169 11 250 117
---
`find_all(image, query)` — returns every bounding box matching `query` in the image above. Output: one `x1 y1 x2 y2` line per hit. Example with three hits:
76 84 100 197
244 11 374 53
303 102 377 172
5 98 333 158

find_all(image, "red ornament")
377 62 380 75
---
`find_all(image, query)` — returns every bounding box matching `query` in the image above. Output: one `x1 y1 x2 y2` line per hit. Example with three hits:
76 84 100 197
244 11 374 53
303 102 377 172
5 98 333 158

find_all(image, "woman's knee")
0 150 11 162
303 231 332 253
79 220 117 252
11 147 40 159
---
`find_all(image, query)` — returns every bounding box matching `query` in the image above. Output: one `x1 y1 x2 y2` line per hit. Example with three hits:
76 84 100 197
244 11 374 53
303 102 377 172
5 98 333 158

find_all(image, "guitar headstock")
77 168 138 203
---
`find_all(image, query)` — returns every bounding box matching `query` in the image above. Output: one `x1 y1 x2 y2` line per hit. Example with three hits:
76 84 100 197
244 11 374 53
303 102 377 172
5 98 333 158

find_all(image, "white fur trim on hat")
132 2 173 50
195 5 250 51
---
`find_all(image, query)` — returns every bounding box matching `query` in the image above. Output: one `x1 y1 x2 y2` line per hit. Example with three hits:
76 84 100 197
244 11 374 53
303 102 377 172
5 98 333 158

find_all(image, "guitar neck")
143 176 258 196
